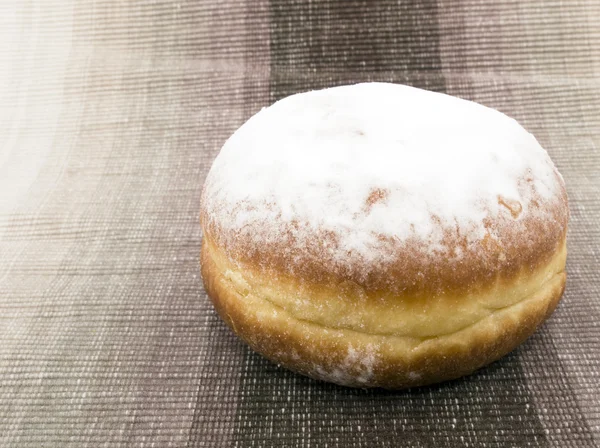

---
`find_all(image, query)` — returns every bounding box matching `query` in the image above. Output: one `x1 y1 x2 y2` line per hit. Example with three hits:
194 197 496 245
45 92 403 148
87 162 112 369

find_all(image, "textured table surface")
1 1 599 447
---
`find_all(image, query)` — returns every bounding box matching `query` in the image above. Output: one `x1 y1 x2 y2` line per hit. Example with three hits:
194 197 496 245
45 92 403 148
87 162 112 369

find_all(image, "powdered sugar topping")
202 83 561 264
312 343 378 385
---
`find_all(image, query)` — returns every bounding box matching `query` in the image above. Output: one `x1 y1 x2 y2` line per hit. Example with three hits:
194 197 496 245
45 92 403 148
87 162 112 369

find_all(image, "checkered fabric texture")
1 1 599 446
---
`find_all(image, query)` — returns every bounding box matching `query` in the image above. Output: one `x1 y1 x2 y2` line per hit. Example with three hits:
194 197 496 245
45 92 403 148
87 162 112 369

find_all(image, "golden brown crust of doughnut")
201 235 567 389
200 171 568 298
200 161 569 387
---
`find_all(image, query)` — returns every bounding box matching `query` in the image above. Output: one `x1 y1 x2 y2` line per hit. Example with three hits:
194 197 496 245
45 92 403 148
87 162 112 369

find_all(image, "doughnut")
200 83 569 388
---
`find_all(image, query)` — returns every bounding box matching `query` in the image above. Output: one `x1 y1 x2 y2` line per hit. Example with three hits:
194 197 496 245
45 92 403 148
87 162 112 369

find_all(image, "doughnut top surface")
201 83 568 293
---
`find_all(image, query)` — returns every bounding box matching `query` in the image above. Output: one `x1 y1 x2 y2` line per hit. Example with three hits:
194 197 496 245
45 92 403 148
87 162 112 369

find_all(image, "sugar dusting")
313 343 378 385
202 83 562 265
